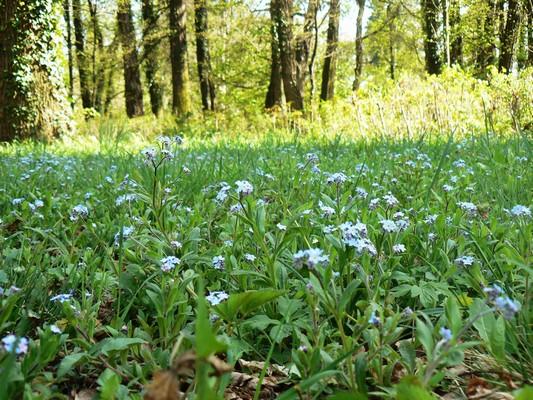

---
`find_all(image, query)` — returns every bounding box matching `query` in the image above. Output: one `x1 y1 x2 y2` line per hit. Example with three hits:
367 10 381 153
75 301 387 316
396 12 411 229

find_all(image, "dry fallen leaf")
144 370 182 400
238 359 288 377
73 389 97 400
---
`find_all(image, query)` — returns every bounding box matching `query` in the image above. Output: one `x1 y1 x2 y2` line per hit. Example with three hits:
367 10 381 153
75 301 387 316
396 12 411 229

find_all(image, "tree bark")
273 0 304 110
88 0 105 112
320 0 340 101
353 0 365 90
475 0 497 74
422 0 442 74
169 0 191 115
265 0 283 109
0 0 70 141
295 0 318 96
142 0 164 115
63 0 75 109
73 0 92 108
449 0 462 65
388 3 396 80
498 0 521 72
117 0 144 117
526 0 533 67
194 0 216 111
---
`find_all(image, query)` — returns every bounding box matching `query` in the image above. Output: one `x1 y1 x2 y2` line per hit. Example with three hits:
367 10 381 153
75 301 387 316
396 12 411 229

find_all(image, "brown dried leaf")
237 359 288 377
207 355 232 376
144 370 182 400
73 389 97 400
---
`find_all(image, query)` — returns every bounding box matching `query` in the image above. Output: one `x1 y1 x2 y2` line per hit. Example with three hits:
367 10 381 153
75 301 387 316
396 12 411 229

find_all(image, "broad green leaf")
215 290 285 321
57 352 87 378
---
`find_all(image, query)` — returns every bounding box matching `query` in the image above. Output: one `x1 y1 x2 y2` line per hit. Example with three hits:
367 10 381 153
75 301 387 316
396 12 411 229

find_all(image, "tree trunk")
388 4 396 80
273 0 304 110
63 0 75 109
449 0 462 65
265 0 283 109
88 0 106 112
475 0 497 74
320 0 340 101
142 0 164 115
169 0 191 115
194 0 216 111
295 0 318 96
117 0 144 117
422 0 442 74
526 0 533 67
498 0 521 72
73 0 92 108
353 0 365 90
0 0 71 141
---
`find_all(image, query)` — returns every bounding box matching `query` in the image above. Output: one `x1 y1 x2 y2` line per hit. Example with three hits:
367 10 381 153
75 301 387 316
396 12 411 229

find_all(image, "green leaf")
396 377 434 400
196 278 226 358
398 340 416 372
94 338 146 356
215 290 285 321
98 368 121 400
57 352 86 378
416 318 434 357
514 386 533 400
328 392 367 400
445 296 462 334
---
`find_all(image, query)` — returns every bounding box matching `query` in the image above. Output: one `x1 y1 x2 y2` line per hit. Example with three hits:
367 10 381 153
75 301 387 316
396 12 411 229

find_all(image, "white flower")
2 335 29 354
206 291 229 306
369 198 380 210
170 241 183 250
380 219 399 233
70 205 89 222
212 256 225 270
114 226 134 245
294 248 329 269
277 223 287 231
244 254 256 262
382 194 399 208
50 325 62 334
457 202 477 217
355 187 368 199
141 147 157 163
235 180 253 196
424 214 438 225
393 244 406 254
160 256 181 272
347 238 377 256
454 255 475 267
326 172 347 185
318 201 335 217
509 205 531 218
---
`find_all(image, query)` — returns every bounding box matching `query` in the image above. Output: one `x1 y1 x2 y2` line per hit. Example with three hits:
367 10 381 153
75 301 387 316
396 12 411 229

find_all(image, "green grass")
0 133 531 398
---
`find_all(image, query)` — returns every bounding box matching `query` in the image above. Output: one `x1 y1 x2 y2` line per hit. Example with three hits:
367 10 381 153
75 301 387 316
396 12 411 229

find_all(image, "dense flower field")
0 135 531 399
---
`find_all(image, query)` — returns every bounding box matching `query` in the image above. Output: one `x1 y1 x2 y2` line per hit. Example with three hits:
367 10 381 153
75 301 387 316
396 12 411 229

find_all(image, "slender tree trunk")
88 0 105 112
498 0 521 72
273 0 304 110
353 0 365 90
169 0 191 115
526 0 533 67
63 0 75 109
388 4 396 80
449 0 462 65
117 0 144 117
73 0 92 108
265 0 283 109
104 31 119 114
320 0 340 101
194 0 216 111
142 0 164 115
422 0 442 74
295 0 318 96
475 0 497 74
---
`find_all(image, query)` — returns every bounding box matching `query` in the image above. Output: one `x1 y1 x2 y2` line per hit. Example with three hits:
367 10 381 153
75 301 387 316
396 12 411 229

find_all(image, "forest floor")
0 133 531 399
